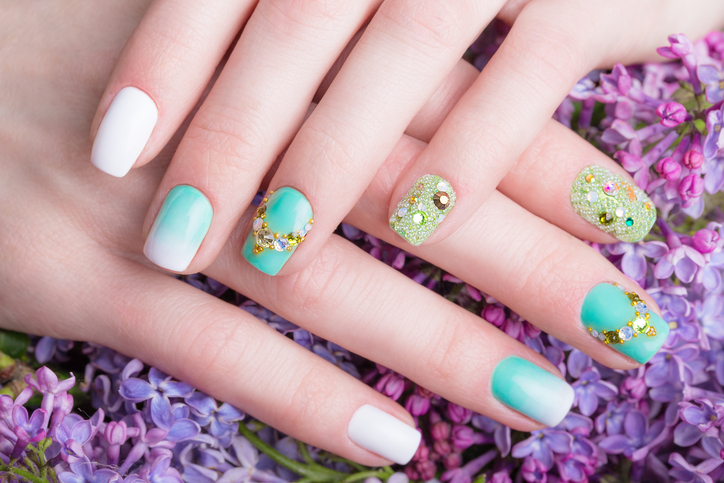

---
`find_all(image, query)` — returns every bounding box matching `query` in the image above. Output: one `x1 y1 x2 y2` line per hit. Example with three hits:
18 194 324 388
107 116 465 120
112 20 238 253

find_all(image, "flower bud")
443 452 462 469
430 421 451 441
656 102 688 127
679 174 705 201
656 157 682 181
482 304 505 327
447 403 472 424
683 150 704 169
692 229 720 254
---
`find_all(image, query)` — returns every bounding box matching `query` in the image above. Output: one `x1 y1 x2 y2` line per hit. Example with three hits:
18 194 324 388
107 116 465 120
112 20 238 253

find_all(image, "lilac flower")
698 294 724 339
441 450 497 483
58 457 121 483
694 229 721 254
124 456 182 483
607 241 668 280
645 344 700 387
655 233 706 283
669 452 724 483
679 174 706 204
35 337 74 364
704 105 724 160
698 63 724 103
25 366 75 419
595 401 633 435
471 414 511 456
120 367 194 429
685 150 705 170
186 392 244 447
405 386 434 416
521 457 548 483
54 418 93 462
571 367 618 416
6 406 47 459
599 410 667 461
657 156 682 180
447 403 472 424
512 430 573 469
656 101 688 127
658 34 695 58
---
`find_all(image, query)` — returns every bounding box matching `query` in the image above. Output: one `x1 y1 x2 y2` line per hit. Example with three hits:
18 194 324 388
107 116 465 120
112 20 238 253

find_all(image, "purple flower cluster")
9 27 724 483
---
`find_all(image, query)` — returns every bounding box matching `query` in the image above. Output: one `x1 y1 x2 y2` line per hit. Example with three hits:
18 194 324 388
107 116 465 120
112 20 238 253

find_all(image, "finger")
240 0 507 276
90 0 255 177
212 227 574 431
142 0 381 273
52 255 421 466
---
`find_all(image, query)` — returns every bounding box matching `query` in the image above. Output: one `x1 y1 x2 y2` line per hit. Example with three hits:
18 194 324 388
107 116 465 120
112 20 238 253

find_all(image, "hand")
2 0 671 467
89 0 724 276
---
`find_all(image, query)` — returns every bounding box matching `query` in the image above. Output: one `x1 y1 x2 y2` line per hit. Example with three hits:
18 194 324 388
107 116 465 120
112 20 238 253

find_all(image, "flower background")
1 24 724 483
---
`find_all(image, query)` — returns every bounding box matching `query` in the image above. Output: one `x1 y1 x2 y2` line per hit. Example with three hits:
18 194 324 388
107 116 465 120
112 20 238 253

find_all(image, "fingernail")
144 185 213 272
491 356 574 427
91 87 158 177
581 282 669 364
571 166 656 242
242 187 313 276
389 175 456 246
347 405 421 465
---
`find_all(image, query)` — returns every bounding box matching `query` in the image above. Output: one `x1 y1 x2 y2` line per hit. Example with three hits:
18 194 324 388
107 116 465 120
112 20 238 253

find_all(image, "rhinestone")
603 181 619 196
298 228 307 236
304 223 313 233
397 206 408 217
416 182 424 190
287 235 302 246
437 214 445 223
619 326 634 341
591 329 599 337
585 174 595 183
253 218 263 231
605 331 621 344
586 191 599 203
598 332 606 341
626 218 634 226
273 238 290 252
647 326 657 337
409 195 418 204
614 207 626 218
433 191 451 210
437 181 450 191
256 205 266 217
412 211 427 225
599 212 614 225
256 228 275 248
635 302 648 314
632 316 649 334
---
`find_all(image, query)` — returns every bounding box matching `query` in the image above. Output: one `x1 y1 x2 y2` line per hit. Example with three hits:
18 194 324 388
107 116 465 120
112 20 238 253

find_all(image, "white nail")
347 405 421 465
91 87 158 177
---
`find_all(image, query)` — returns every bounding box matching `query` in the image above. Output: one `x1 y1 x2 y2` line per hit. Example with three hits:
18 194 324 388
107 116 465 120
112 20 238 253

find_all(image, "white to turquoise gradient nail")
91 86 158 177
347 405 421 465
144 186 213 272
491 356 574 427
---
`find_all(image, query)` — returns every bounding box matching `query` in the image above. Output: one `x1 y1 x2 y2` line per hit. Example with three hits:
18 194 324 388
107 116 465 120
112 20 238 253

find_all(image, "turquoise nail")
491 356 574 427
581 283 669 364
242 187 313 276
143 185 213 272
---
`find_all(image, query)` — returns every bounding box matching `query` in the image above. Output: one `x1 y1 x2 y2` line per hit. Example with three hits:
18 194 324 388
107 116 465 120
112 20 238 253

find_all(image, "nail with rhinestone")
581 283 669 364
242 187 313 276
571 166 656 242
390 174 456 246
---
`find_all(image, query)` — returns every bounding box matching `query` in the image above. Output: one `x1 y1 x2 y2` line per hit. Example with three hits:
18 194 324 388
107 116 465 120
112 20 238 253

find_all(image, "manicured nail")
91 87 158 177
491 356 574 427
570 166 656 242
389 175 456 246
347 405 421 465
241 187 313 276
581 282 669 364
144 185 212 272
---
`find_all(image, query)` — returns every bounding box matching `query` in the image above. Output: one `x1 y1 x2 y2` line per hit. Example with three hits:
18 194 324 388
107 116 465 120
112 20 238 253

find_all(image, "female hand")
2 0 671 467
90 0 724 276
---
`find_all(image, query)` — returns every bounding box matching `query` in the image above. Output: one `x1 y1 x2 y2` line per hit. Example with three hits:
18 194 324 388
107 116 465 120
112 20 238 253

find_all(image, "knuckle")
261 0 353 33
296 114 367 181
281 365 339 427
516 239 570 302
377 0 471 51
423 321 487 387
184 104 268 180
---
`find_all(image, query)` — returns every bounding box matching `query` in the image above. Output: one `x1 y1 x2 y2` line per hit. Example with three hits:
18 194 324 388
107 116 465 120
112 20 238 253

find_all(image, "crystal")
416 182 424 190
603 181 619 196
632 316 649 334
585 174 595 183
433 191 451 210
619 326 633 341
412 211 427 225
273 238 290 252
614 207 626 218
599 212 614 225
437 214 445 223
437 181 450 191
598 333 606 341
253 218 263 231
304 223 313 233
605 331 621 344
586 191 599 203
397 206 408 217
635 302 648 314
287 235 302 246
647 326 657 337
256 204 266 217
591 329 599 337
256 228 274 248
409 195 418 204
298 228 306 236
626 218 634 226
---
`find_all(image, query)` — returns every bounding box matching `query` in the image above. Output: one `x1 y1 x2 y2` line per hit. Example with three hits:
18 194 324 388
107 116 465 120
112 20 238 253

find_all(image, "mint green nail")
143 185 213 272
491 356 574 427
581 283 669 364
242 187 313 276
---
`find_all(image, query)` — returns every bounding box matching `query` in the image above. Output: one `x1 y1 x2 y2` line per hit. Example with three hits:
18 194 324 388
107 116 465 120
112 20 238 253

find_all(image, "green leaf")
0 330 30 359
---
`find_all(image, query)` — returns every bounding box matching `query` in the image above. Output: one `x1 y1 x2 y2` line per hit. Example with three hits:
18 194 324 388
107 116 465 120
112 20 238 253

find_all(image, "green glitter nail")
389 174 456 246
571 166 656 242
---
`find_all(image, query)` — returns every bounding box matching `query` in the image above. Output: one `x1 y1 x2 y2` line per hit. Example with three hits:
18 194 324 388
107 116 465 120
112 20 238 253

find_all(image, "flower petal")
119 378 157 402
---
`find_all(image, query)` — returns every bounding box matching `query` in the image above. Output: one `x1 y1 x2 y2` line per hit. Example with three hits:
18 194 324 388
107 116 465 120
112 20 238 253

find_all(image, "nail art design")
389 175 456 246
570 166 656 242
241 187 313 276
347 405 421 465
143 185 213 272
581 283 669 364
491 356 574 427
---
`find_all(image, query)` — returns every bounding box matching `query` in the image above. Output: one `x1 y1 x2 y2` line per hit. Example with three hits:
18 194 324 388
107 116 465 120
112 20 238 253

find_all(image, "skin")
0 0 717 466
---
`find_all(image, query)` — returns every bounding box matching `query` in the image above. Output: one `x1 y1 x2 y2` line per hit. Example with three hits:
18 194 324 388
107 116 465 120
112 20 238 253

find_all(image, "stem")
342 468 394 483
297 441 315 465
238 423 347 482
0 463 49 483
